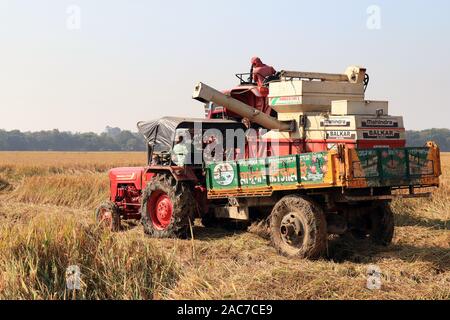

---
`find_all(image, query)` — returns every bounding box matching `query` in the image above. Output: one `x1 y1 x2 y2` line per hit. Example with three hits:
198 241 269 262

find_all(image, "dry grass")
0 205 178 299
0 152 448 300
0 152 145 179
0 177 10 192
7 174 109 209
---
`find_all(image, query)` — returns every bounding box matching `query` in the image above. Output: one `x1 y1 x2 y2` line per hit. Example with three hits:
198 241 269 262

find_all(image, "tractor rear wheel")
270 195 327 259
95 201 121 232
141 174 195 238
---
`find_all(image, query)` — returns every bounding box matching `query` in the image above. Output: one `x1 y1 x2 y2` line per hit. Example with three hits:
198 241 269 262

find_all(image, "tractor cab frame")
137 117 247 168
96 117 247 233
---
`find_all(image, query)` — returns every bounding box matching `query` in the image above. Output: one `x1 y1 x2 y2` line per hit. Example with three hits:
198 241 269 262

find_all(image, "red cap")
251 57 262 67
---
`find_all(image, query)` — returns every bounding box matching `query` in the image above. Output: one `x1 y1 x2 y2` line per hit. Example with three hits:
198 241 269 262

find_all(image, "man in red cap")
251 57 276 87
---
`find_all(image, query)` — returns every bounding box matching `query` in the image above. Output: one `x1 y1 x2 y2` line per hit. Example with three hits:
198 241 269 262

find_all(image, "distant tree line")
405 129 450 151
0 127 448 152
0 126 146 151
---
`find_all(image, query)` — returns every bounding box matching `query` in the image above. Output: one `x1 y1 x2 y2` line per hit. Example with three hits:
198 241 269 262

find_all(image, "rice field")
0 152 448 300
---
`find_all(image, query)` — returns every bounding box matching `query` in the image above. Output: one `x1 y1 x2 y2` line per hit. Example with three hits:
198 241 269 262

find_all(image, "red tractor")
95 117 247 237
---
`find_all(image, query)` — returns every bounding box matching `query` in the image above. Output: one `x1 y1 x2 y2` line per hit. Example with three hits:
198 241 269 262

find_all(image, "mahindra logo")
321 119 351 127
362 119 399 128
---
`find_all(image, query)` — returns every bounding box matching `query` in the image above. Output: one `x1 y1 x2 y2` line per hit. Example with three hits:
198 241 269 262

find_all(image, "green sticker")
267 156 298 186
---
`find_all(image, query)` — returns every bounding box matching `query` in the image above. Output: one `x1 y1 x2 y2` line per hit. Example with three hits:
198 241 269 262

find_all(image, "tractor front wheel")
141 174 195 238
270 195 327 259
95 201 121 232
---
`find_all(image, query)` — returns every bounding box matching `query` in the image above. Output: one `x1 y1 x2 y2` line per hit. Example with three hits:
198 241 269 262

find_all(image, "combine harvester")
96 61 441 259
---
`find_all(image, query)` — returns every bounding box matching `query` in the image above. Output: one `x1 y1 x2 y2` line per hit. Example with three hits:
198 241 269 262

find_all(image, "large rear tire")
141 174 195 238
270 195 327 259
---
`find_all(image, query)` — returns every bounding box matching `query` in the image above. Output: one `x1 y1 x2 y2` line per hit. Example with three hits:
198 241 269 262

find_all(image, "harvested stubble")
0 152 448 300
0 207 178 299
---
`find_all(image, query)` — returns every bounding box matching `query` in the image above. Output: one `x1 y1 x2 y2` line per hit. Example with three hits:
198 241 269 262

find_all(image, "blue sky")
0 0 449 132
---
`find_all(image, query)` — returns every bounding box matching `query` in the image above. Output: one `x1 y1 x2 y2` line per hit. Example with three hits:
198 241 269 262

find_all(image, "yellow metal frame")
207 143 441 199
